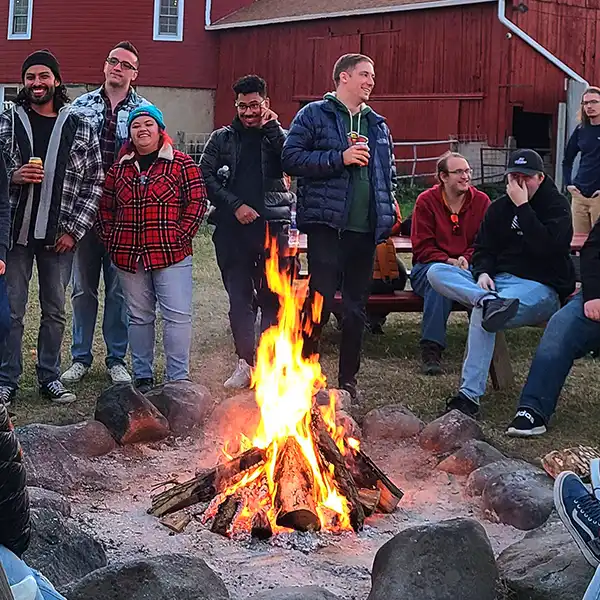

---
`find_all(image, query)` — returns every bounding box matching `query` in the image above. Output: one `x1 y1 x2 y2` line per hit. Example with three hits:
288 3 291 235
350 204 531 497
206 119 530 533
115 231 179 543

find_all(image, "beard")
24 85 55 106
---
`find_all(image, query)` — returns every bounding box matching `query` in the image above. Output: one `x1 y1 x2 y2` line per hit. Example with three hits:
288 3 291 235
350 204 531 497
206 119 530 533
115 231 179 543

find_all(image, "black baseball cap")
506 149 545 176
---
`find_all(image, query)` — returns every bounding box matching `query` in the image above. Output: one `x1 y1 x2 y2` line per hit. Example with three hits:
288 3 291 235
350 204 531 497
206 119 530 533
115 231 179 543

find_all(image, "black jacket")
471 176 575 300
581 219 600 302
0 404 30 557
200 118 294 224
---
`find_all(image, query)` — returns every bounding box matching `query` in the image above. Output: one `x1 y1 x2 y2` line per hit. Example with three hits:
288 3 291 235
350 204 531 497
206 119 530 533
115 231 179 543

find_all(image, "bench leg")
489 331 514 390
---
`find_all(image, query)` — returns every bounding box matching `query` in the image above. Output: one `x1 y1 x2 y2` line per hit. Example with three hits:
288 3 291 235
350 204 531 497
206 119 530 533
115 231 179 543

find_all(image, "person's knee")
426 263 449 287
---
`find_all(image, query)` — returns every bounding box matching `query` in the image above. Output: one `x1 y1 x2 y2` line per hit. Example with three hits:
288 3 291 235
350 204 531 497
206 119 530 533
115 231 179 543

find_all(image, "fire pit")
149 238 403 538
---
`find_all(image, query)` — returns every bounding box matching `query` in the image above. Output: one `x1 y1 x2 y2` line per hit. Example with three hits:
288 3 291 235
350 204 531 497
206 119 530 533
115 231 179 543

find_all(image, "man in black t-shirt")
0 50 103 406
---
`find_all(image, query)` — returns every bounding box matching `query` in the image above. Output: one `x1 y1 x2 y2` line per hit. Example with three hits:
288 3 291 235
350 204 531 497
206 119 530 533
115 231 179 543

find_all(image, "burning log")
274 437 321 532
357 488 381 517
211 495 241 537
251 509 273 540
310 409 365 532
150 447 266 517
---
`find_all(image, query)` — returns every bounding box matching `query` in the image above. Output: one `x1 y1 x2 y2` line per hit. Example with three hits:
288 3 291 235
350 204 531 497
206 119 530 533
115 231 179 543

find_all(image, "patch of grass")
11 225 600 465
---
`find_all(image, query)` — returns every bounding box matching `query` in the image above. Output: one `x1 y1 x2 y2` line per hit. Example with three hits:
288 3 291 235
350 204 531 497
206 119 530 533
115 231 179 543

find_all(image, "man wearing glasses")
65 41 150 386
426 149 575 419
200 75 293 389
410 152 490 376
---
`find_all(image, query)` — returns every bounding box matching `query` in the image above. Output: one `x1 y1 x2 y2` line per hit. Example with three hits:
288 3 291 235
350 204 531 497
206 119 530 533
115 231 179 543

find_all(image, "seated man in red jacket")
410 152 490 374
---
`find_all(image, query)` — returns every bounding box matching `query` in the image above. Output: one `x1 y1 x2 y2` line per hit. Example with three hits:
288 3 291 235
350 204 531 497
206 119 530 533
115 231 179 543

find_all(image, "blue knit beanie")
127 104 166 132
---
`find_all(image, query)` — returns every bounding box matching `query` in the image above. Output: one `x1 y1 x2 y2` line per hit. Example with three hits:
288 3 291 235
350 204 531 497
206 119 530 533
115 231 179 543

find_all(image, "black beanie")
21 49 61 82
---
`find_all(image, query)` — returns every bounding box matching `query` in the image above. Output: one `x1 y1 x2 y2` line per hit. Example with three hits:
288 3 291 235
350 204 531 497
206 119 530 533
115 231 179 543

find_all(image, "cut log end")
251 510 273 540
159 511 192 534
357 488 381 517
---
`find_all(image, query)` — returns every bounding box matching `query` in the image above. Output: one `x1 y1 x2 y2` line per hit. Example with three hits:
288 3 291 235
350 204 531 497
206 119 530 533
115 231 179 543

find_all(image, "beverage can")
29 157 43 167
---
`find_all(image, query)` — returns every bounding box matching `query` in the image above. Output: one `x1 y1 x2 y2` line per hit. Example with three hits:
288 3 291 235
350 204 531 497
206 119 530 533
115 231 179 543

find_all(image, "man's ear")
264 97 271 110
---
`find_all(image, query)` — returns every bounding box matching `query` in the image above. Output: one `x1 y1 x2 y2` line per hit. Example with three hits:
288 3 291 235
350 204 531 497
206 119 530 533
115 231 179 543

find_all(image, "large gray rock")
249 587 340 600
315 389 352 413
465 459 539 497
146 381 215 436
63 554 230 600
367 518 498 600
498 515 594 600
419 410 483 454
437 440 505 476
482 469 554 530
27 487 71 517
23 507 106 587
363 404 424 442
95 384 170 445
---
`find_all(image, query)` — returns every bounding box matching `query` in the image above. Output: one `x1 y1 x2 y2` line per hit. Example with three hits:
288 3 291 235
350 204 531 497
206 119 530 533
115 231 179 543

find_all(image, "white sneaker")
224 359 252 390
108 364 132 384
61 362 89 384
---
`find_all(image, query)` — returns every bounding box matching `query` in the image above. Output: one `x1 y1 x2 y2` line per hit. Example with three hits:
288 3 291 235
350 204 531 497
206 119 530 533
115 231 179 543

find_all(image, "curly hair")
15 82 71 112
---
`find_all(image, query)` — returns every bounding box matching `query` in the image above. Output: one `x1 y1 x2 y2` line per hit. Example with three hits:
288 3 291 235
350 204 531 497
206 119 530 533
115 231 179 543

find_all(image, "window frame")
153 0 184 42
7 0 33 40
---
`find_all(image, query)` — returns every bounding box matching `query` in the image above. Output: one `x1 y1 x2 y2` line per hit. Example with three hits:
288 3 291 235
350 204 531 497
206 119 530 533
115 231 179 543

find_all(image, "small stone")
438 440 505 476
465 459 540 497
363 404 424 442
146 381 215 436
95 384 170 445
482 469 554 530
248 587 340 600
419 409 483 454
28 487 71 517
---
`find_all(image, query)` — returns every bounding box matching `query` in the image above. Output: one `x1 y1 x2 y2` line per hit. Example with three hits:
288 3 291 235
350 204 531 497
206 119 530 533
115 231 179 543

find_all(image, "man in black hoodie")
427 149 575 419
200 75 294 390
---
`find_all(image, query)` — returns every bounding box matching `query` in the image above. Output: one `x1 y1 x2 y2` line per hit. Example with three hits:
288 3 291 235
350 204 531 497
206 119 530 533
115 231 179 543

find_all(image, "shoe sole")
42 394 77 405
554 471 600 568
506 425 547 437
482 298 520 333
61 370 89 384
591 458 600 501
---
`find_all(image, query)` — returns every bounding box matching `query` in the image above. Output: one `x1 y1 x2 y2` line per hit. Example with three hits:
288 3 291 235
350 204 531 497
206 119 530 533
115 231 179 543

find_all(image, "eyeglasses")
235 100 265 112
450 213 461 235
582 99 600 106
447 168 473 177
106 57 137 72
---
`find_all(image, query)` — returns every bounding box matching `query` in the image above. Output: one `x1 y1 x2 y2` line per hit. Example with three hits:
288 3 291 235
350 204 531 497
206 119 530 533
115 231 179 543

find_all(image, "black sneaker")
0 386 17 407
420 340 443 376
506 409 547 437
135 378 154 395
481 297 520 332
340 381 358 401
445 392 480 419
40 380 76 404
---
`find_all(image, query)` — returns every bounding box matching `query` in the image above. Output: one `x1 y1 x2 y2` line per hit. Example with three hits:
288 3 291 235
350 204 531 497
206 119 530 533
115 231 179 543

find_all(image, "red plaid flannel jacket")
97 143 208 272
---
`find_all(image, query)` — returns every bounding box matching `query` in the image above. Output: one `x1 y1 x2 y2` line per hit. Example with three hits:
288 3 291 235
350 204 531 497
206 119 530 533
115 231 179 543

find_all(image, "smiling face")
23 65 58 107
130 116 161 154
440 156 472 196
509 172 545 197
338 60 375 104
104 47 139 90
235 91 269 129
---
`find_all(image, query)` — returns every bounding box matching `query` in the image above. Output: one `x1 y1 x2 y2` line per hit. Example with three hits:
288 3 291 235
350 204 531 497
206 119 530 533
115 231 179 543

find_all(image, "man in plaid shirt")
0 50 103 405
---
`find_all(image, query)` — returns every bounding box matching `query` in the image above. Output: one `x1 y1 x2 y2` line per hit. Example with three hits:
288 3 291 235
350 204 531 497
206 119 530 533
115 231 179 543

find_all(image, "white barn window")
8 0 33 40
153 0 184 42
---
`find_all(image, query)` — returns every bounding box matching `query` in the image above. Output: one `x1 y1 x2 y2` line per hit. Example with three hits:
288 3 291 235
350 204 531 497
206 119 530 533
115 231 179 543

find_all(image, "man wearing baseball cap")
426 148 575 419
0 50 104 406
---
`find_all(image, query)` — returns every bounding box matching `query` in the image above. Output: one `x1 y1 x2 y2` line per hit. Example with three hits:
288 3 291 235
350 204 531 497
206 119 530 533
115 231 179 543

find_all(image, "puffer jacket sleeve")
281 105 346 178
0 404 30 557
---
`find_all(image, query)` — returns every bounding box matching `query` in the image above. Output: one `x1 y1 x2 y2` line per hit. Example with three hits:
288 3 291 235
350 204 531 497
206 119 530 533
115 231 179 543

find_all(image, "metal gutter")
205 0 213 28
207 0 495 30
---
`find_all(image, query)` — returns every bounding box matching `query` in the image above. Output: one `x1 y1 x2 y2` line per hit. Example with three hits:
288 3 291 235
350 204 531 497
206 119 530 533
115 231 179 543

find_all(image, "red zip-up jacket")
97 143 208 273
411 184 490 264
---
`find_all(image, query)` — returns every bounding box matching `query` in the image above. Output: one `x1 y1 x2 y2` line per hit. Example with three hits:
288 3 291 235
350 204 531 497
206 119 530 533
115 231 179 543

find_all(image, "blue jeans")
518 292 600 422
117 256 193 382
71 229 128 368
410 262 454 348
427 264 560 402
0 546 65 600
583 566 600 600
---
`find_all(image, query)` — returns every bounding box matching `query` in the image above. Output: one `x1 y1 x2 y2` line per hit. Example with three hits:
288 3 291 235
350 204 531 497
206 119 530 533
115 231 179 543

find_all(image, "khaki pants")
570 189 600 234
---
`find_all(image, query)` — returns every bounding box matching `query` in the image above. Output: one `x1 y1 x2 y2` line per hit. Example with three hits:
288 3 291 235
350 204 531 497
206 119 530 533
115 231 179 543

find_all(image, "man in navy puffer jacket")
282 53 397 398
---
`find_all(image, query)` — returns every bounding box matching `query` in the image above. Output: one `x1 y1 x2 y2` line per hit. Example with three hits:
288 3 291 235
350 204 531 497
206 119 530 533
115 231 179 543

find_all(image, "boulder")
17 421 116 458
249 587 340 600
63 554 230 600
146 381 215 436
363 404 424 442
482 469 554 530
95 384 170 445
465 459 537 497
336 410 362 441
367 518 498 600
315 389 352 412
419 410 483 454
437 440 505 476
27 487 71 517
24 507 107 587
498 515 594 600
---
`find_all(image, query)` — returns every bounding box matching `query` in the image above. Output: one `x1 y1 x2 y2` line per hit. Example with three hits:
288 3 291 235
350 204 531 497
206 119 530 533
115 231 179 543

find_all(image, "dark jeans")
302 225 376 388
213 221 288 366
518 292 600 422
0 244 73 388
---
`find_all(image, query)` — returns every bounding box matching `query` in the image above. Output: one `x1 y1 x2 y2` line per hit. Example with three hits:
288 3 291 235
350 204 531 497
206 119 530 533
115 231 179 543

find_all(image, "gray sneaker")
108 364 132 384
61 362 89 384
224 359 252 390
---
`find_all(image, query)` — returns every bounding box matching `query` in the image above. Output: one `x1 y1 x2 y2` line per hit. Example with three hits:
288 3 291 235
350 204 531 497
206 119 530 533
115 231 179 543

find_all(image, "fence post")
410 144 417 187
175 131 185 151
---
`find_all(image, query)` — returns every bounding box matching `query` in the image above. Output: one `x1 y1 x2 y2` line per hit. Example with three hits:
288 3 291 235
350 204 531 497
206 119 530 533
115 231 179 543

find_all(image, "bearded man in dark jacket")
200 75 294 390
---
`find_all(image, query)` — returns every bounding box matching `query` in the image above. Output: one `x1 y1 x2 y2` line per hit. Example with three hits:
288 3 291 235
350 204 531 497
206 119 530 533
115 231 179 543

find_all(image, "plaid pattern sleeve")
177 152 208 244
96 164 117 245
0 110 23 211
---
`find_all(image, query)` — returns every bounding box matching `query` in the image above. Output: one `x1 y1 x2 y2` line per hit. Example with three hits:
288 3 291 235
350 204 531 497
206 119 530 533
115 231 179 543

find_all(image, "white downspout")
205 0 212 28
497 0 587 84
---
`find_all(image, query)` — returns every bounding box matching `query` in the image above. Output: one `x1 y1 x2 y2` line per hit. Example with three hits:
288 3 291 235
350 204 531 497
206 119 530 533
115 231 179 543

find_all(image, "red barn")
208 0 596 181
